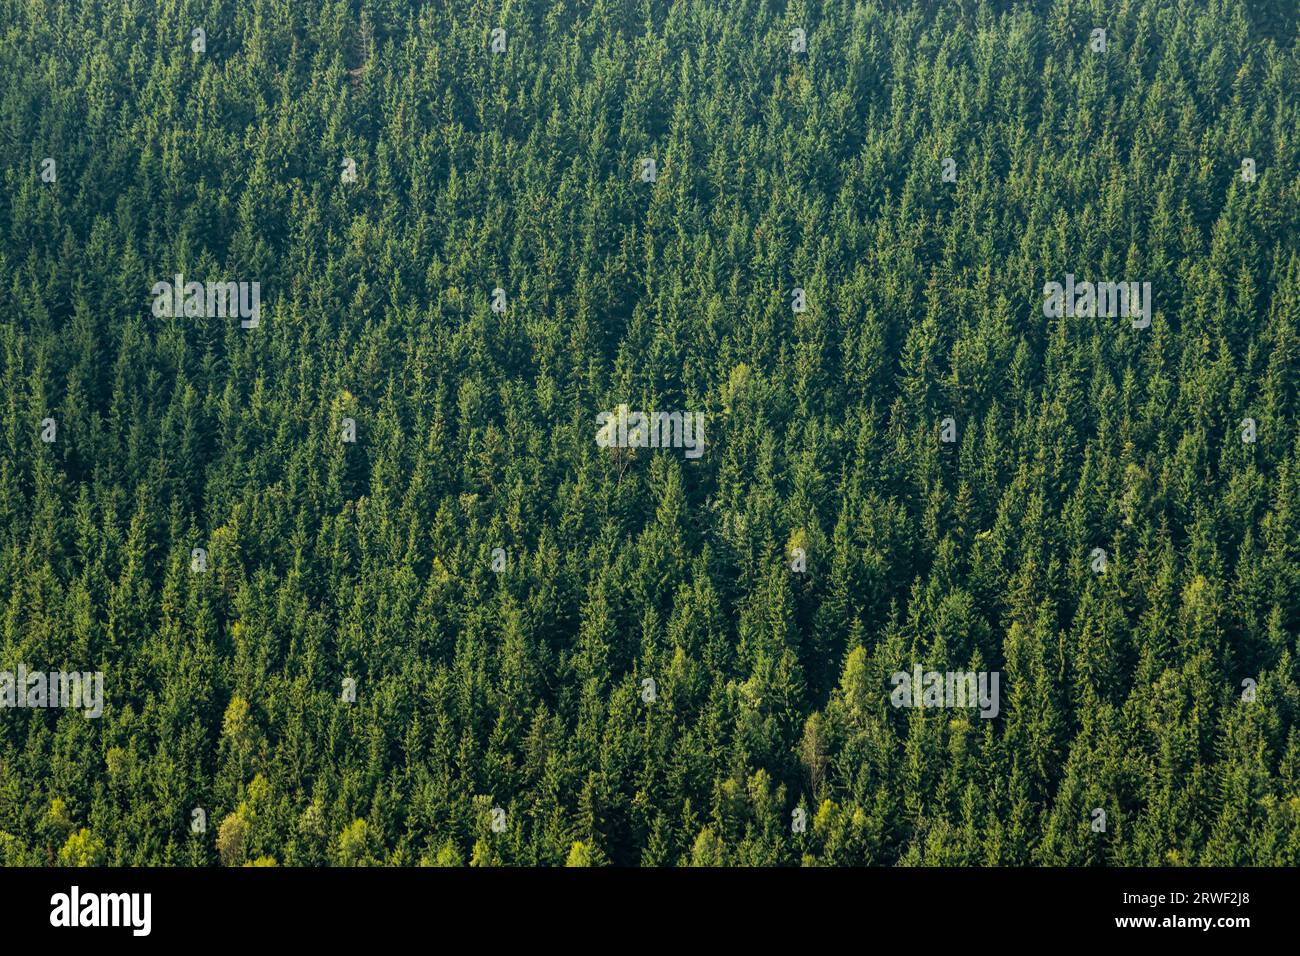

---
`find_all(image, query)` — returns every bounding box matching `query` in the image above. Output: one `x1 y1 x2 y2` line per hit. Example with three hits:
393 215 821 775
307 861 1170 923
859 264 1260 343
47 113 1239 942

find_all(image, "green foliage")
0 0 1297 866
58 828 107 867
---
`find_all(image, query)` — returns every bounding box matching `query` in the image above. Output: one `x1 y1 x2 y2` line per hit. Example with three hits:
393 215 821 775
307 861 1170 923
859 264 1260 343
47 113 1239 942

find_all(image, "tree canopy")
0 0 1297 866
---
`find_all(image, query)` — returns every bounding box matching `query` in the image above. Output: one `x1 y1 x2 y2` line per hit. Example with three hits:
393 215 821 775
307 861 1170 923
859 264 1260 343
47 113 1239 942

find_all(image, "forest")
0 0 1298 866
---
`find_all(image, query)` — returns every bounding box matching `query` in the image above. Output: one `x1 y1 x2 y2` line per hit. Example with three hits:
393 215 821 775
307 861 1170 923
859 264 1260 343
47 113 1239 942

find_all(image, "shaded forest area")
1 0 1299 865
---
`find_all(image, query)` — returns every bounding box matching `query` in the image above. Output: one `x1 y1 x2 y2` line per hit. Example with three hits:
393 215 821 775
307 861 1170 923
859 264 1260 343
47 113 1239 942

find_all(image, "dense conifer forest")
1 0 1298 866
